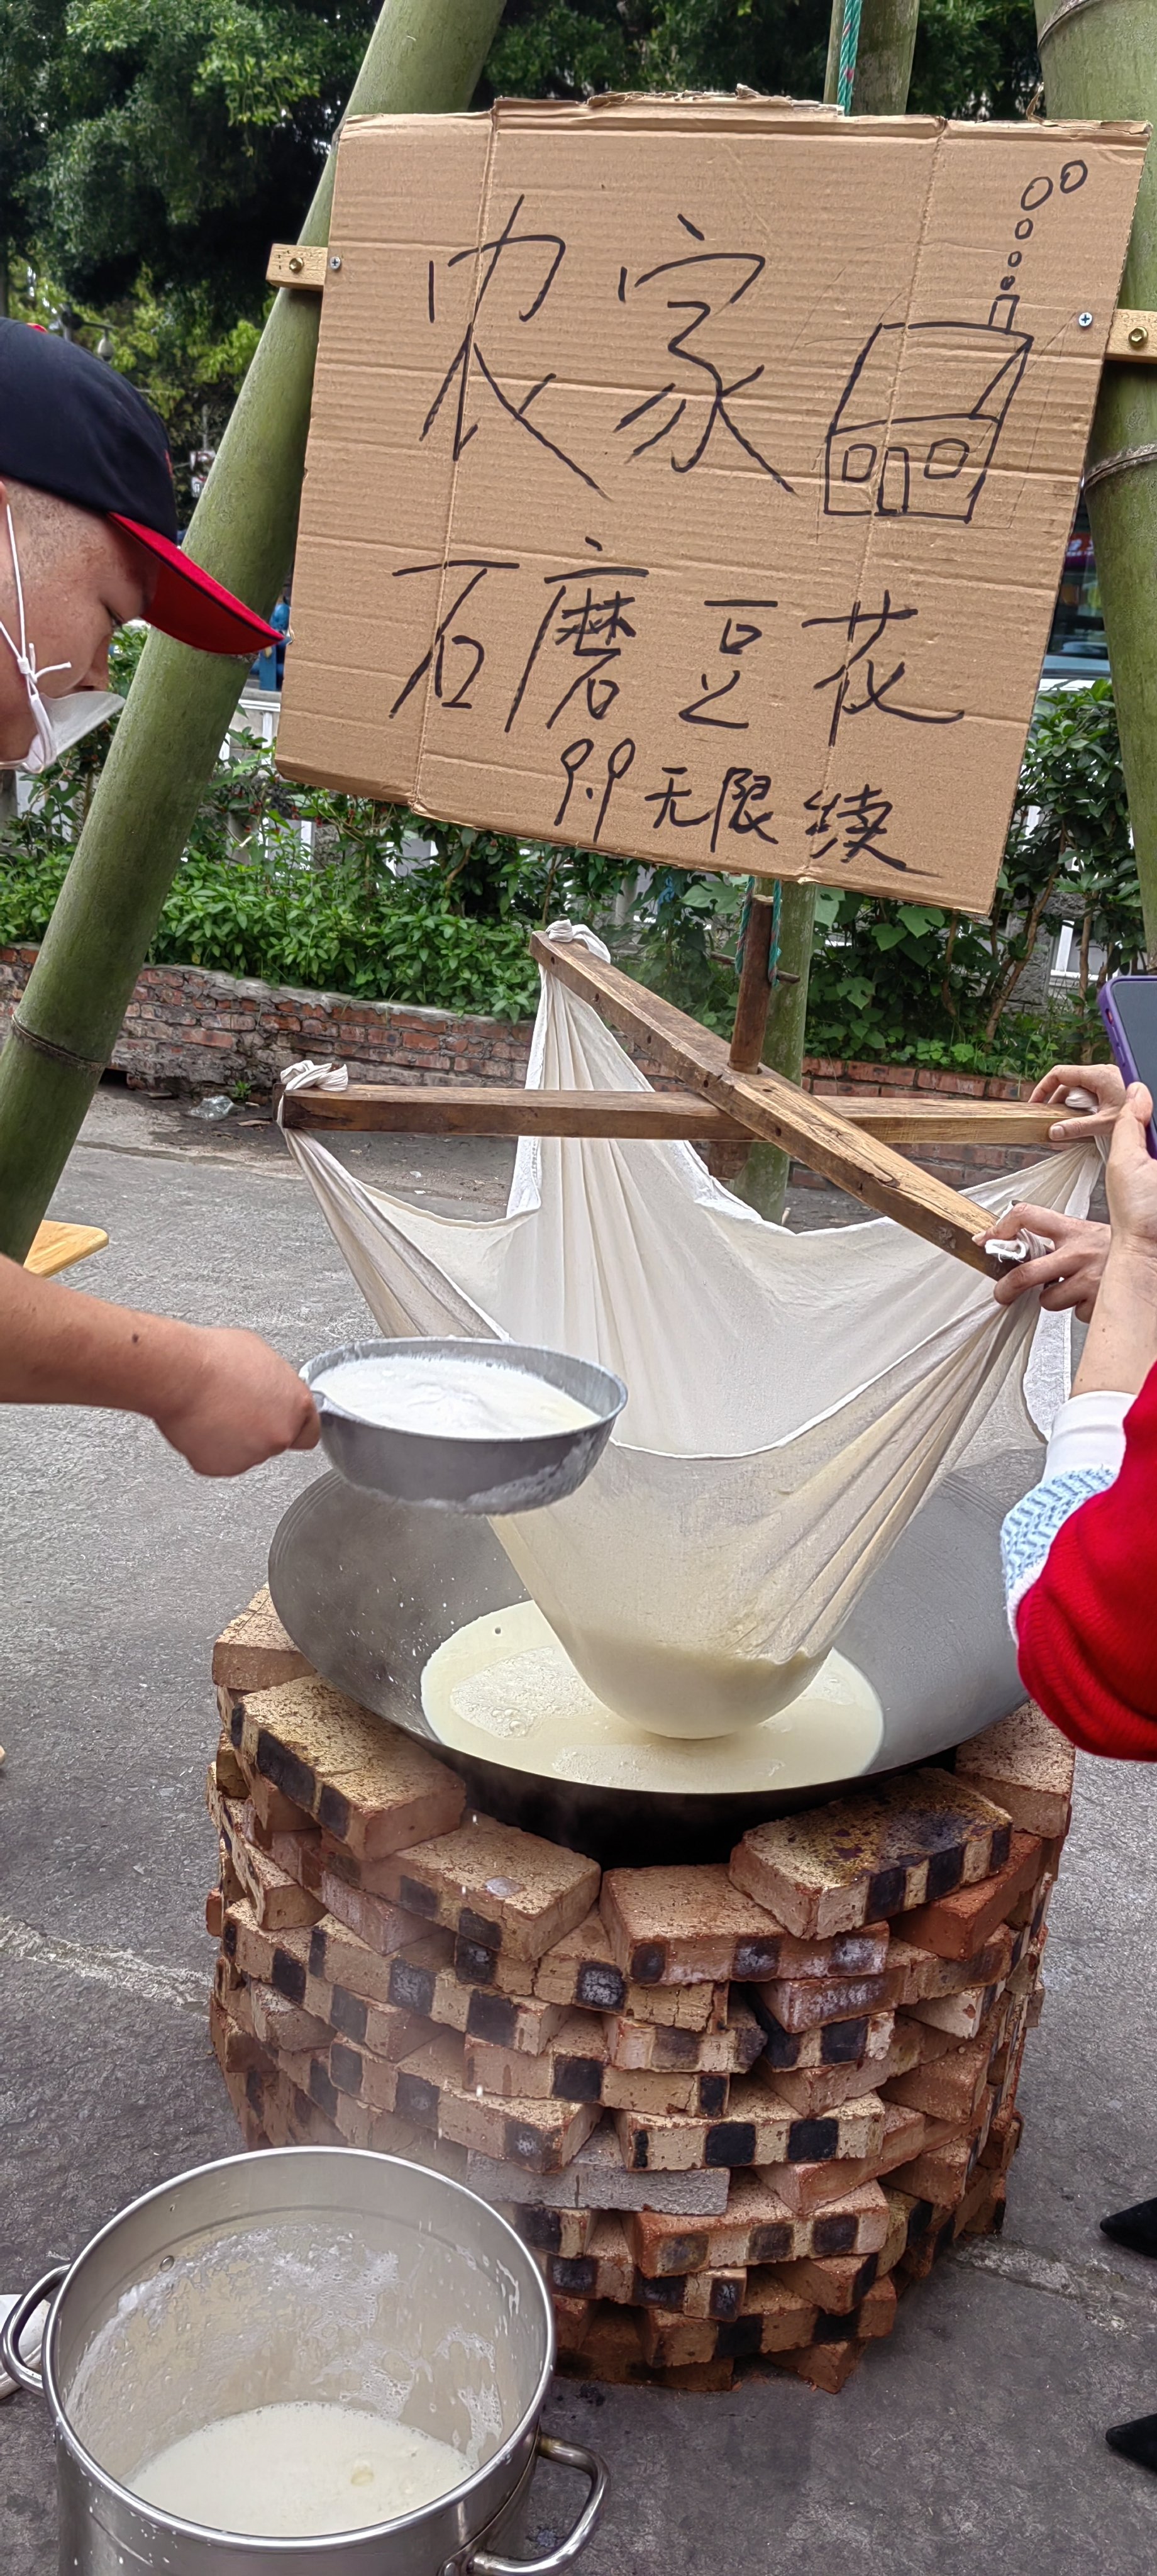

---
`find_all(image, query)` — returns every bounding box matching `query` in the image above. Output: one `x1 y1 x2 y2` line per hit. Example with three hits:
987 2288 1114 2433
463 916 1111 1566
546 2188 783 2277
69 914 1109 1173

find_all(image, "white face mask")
0 502 121 774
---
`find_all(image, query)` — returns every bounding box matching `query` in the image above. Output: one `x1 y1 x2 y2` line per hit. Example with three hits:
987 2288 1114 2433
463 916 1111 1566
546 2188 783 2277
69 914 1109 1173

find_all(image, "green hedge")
0 674 1143 1070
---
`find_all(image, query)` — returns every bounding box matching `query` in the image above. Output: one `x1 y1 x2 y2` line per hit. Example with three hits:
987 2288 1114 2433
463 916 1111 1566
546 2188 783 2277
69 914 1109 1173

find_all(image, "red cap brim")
110 516 280 656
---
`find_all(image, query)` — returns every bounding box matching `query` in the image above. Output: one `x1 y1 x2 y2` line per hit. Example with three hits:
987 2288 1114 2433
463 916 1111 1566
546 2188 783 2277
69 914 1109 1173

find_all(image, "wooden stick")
281 1084 746 1139
279 1080 1059 1148
729 894 777 1074
531 934 1007 1272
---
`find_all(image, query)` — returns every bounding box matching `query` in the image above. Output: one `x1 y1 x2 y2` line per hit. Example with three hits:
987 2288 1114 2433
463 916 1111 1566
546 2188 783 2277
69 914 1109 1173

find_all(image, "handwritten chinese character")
423 196 602 494
802 592 964 747
679 594 778 728
644 765 709 831
805 782 904 872
646 761 779 857
615 216 793 490
389 556 519 721
506 561 648 735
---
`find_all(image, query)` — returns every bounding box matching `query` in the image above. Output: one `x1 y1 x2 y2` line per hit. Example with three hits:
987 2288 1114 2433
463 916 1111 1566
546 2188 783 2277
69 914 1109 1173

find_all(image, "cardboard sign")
277 98 1147 909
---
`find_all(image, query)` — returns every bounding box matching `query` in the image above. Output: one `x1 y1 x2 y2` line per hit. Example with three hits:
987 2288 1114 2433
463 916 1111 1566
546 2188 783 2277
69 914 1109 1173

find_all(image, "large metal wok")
267 1441 1031 1867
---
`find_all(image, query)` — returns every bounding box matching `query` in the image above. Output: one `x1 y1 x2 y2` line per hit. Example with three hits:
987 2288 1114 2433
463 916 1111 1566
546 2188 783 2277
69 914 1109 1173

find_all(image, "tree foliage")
3 0 1044 338
481 0 1039 118
802 682 1140 1066
2 0 375 480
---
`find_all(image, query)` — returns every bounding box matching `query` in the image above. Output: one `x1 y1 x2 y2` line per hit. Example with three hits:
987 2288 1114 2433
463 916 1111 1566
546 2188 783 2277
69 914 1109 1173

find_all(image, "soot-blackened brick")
455 1936 500 1983
822 2017 868 2065
812 2212 857 2258
705 2121 756 2168
553 2056 604 2104
552 2257 597 2296
575 1963 626 2011
318 1784 352 1842
716 2316 763 2360
257 1731 314 1813
329 2042 362 2096
788 2117 839 2163
924 1846 965 1902
466 1990 518 2046
396 2072 438 2128
271 1948 307 2006
751 2223 794 2262
309 2059 339 2119
629 1943 667 1985
866 1866 907 1918
328 1985 367 2045
390 1959 436 2016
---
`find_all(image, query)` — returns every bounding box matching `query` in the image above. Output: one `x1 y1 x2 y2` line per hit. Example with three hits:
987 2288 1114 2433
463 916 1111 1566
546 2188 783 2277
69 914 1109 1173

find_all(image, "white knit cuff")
1001 1464 1119 1634
1043 1389 1131 1482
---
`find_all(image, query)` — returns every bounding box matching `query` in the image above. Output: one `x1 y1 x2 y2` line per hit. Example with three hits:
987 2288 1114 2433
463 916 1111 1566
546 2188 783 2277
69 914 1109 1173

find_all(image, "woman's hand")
975 1202 1110 1320
1073 1086 1157 1398
1029 1060 1126 1143
1103 1083 1157 1253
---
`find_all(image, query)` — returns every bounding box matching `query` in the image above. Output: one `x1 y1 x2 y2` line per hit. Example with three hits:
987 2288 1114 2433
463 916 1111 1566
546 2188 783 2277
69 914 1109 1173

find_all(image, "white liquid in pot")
422 1599 883 1790
131 2400 466 2538
314 1353 597 1441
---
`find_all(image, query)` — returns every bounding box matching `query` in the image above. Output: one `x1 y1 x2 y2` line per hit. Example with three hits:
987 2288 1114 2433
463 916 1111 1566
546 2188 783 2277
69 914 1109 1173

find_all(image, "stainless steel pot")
1 2148 606 2576
300 1340 626 1515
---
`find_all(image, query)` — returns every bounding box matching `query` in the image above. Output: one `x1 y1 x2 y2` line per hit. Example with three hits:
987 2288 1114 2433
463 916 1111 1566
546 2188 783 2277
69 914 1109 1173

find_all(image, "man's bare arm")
0 1253 319 1477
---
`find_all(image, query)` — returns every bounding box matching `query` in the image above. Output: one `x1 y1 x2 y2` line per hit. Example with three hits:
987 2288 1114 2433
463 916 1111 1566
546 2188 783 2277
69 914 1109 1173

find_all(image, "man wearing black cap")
0 320 320 1475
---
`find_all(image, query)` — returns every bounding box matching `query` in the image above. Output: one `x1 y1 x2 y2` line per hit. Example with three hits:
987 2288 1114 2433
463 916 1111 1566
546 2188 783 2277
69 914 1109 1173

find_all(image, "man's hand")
0 1255 319 1477
1029 1060 1126 1143
975 1202 1110 1320
150 1326 319 1477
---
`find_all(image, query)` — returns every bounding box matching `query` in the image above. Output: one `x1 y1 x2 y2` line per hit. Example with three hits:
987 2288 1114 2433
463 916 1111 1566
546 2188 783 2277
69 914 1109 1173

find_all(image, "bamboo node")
9 1015 108 1079
1085 438 1157 496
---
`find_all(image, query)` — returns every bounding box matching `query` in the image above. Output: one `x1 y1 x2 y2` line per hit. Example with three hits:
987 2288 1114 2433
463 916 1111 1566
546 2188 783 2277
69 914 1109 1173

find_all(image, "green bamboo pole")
824 0 919 114
1034 0 1157 957
0 0 507 1262
734 0 919 1216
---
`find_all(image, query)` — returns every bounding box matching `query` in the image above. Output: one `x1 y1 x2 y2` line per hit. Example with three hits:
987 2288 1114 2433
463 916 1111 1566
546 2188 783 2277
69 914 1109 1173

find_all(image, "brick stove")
207 1589 1071 2397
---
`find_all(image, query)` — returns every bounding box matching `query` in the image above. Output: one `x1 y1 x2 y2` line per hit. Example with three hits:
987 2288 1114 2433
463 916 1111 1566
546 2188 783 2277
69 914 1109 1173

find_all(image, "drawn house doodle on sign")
824 314 1032 523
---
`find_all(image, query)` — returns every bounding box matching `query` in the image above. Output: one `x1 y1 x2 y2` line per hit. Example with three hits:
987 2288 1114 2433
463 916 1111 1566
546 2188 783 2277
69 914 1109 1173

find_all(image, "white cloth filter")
282 926 1097 1714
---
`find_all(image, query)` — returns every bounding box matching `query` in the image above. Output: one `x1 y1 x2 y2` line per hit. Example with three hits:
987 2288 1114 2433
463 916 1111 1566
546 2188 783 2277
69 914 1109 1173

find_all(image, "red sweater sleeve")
1015 1362 1157 1760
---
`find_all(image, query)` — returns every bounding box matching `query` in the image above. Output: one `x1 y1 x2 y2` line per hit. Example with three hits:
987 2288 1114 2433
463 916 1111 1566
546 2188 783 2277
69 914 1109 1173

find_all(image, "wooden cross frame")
280 906 1063 1277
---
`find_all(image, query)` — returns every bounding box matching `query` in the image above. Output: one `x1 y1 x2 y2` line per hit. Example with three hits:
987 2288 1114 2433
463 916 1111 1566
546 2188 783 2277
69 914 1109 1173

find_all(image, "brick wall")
0 944 1039 1191
0 945 537 1094
796 1055 1038 1194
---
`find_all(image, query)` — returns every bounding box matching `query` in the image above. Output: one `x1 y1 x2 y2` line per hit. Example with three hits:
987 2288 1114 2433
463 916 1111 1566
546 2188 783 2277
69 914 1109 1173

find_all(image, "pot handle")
0 2264 68 2396
470 2434 607 2576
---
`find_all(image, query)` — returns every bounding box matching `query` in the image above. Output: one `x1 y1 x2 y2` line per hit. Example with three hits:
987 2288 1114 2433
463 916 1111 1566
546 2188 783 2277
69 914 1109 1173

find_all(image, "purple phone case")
1099 977 1157 1156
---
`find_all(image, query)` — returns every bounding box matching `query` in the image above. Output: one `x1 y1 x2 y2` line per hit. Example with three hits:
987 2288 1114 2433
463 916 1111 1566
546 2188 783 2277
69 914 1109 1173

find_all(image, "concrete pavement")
2 1091 1156 2575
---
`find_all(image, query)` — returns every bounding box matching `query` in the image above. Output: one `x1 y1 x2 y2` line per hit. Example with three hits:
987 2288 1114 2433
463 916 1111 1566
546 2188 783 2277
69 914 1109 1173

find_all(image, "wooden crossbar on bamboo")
279 1080 1058 1150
